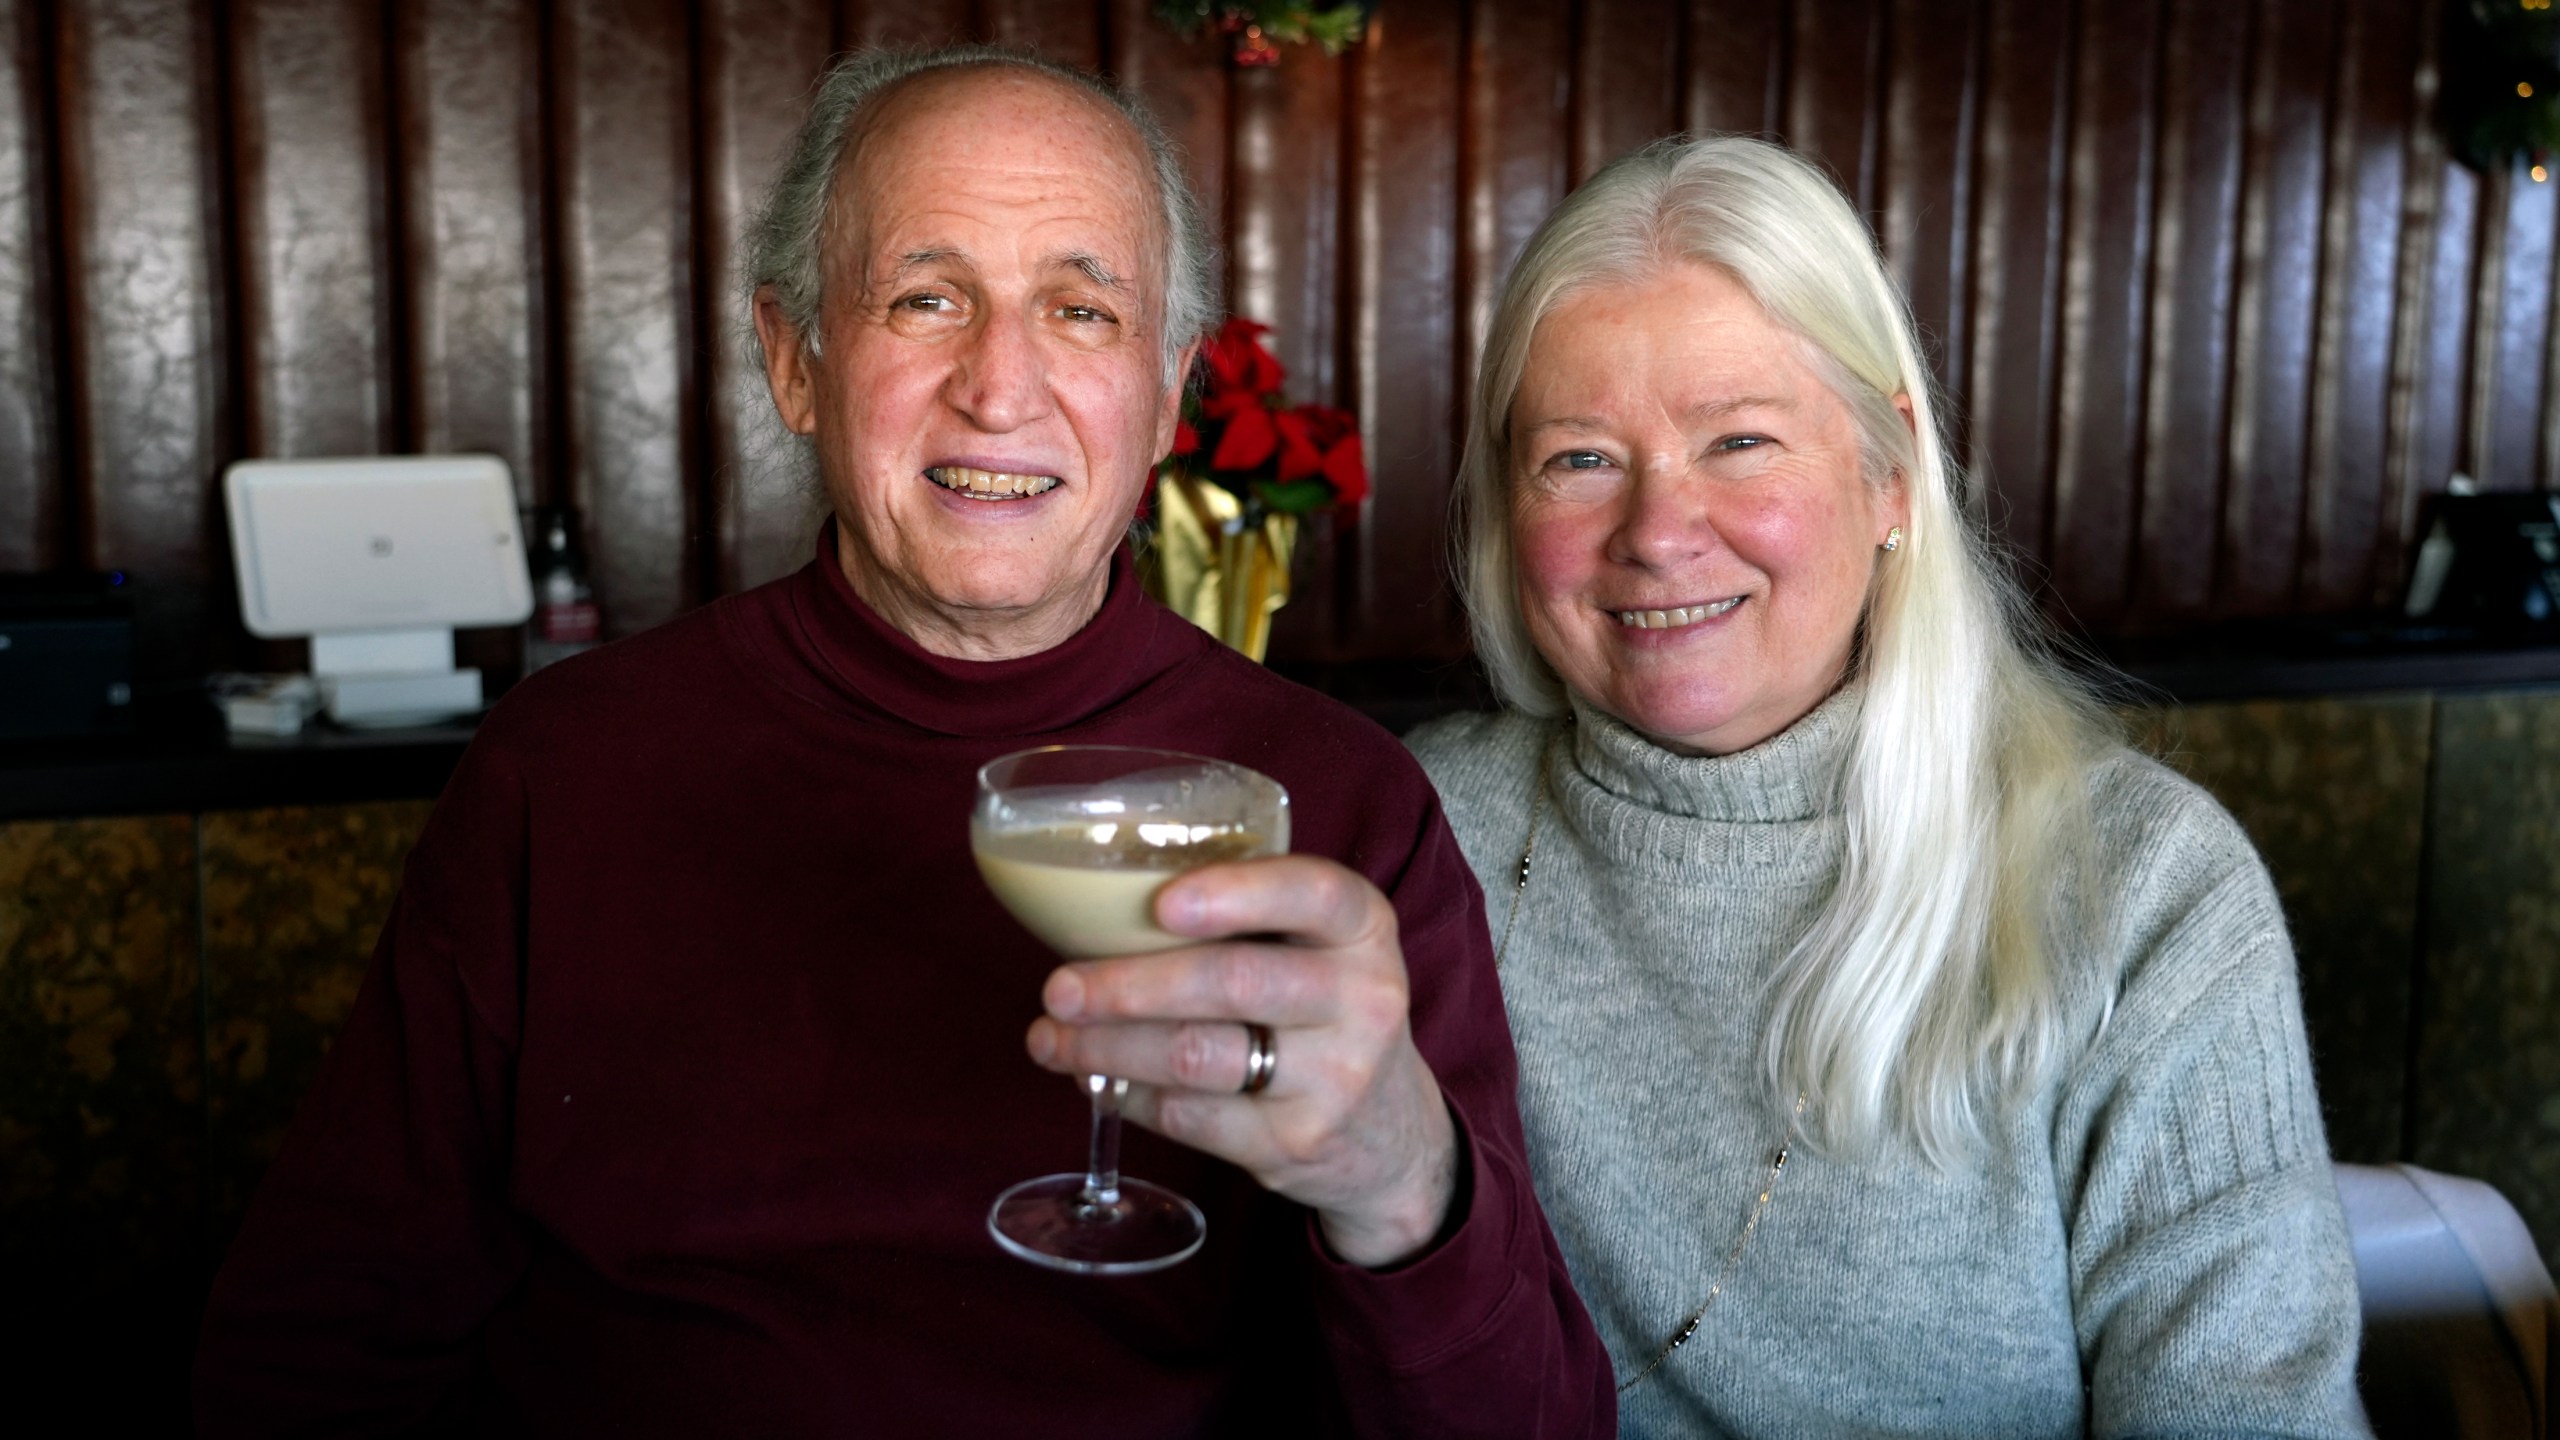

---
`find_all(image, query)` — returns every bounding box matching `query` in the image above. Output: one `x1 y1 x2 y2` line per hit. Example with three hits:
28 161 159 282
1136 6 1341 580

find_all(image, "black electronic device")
2403 493 2560 637
0 573 137 741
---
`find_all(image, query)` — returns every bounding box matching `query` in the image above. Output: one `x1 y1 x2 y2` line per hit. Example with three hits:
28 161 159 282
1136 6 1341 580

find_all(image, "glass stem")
1082 1072 1127 1212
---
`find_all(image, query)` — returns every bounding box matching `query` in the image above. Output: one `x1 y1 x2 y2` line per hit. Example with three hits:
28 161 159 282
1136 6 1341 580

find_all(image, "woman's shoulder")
2050 749 2358 1435
2084 746 2265 878
2072 744 2294 1013
1405 708 1550 802
1403 708 1552 861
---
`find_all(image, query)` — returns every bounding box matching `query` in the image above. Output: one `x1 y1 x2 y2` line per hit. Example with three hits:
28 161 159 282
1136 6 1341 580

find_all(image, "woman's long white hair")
1456 135 2111 1162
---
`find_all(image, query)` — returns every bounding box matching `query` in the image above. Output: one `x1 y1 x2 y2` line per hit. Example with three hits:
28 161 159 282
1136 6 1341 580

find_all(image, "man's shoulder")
473 594 755 758
1162 635 1423 773
1138 638 1465 884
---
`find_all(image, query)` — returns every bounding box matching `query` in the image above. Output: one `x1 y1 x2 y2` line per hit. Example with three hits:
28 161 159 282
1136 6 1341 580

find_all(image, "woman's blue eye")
1558 451 1607 470
1716 435 1765 452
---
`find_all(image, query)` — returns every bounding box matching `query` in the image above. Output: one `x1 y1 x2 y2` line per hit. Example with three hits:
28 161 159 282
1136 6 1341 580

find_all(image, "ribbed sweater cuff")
1306 1101 1527 1374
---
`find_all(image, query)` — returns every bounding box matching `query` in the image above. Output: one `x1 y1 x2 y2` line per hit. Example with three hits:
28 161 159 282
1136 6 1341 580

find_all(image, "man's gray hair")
745 44 1218 384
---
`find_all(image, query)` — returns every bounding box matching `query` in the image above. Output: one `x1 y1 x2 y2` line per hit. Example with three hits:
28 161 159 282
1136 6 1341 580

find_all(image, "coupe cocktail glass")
972 745 1289 1274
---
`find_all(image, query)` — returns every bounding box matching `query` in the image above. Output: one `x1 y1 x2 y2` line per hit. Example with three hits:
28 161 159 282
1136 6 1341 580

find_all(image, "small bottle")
523 506 601 675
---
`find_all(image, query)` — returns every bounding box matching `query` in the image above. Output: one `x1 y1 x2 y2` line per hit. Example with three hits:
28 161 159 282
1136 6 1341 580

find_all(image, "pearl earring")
1881 526 1903 553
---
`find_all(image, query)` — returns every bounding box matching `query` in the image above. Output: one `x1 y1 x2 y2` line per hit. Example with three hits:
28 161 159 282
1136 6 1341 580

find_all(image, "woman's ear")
1883 392 1917 532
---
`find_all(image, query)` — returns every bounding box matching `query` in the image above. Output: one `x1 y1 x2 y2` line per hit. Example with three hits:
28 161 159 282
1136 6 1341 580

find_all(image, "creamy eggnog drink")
972 824 1275 956
974 746 1291 1275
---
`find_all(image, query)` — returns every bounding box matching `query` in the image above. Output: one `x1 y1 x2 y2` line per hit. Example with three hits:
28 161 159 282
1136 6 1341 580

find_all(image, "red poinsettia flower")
1322 432 1367 508
1167 314 1367 516
1202 317 1285 396
1206 388 1278 471
1273 404 1368 508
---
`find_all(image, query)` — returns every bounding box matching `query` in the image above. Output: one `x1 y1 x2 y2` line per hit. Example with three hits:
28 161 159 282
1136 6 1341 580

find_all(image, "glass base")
989 1173 1206 1275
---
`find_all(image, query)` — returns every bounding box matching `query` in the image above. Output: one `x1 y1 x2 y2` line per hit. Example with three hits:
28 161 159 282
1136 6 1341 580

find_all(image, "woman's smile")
1612 596 1744 630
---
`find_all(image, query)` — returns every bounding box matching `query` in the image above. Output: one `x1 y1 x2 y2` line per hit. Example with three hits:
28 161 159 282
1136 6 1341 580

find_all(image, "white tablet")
224 455 534 638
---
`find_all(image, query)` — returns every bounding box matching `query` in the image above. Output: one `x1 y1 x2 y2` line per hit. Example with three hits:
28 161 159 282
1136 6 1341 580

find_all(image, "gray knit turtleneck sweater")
1408 688 2370 1439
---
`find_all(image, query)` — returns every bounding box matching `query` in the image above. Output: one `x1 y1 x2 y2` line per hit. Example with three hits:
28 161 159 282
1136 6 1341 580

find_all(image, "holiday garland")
1154 0 1377 66
2445 0 2560 175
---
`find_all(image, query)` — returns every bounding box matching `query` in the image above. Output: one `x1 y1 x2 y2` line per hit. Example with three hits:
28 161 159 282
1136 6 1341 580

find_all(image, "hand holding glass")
972 745 1290 1274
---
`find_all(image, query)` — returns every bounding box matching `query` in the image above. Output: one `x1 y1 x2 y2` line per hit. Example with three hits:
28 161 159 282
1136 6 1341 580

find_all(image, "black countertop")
0 699 476 822
6 639 2557 823
2088 625 2560 704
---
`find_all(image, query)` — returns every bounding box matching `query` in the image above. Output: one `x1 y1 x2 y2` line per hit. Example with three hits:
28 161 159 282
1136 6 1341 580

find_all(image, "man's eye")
1714 434 1766 452
897 293 950 313
1059 304 1116 325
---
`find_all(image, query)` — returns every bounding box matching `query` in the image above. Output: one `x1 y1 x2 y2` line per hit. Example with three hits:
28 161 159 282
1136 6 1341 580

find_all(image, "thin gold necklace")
1496 722 1805 1396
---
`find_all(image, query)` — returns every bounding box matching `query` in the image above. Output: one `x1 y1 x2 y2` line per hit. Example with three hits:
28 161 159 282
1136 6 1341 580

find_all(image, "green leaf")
1253 478 1337 515
1151 0 1373 55
1151 0 1220 37
1307 5 1369 50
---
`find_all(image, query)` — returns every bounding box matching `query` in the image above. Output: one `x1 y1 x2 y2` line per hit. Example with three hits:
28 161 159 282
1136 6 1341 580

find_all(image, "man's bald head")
747 46 1216 386
831 67 1159 327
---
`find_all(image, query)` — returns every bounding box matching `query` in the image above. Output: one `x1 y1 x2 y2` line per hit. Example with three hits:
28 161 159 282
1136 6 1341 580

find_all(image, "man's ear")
754 287 820 437
1151 338 1202 462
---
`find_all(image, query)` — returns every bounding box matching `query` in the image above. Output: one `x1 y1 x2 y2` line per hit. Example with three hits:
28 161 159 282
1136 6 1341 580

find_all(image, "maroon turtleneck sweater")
195 536 1612 1437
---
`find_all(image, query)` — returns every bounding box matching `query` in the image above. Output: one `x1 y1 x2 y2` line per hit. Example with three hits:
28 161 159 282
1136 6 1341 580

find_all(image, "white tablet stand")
308 627 482 727
225 455 535 728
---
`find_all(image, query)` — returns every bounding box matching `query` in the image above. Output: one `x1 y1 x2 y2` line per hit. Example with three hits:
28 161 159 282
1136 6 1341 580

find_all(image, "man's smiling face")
758 65 1188 660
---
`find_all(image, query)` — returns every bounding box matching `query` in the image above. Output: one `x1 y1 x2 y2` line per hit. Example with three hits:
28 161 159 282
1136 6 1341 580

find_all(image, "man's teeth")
926 466 1061 498
1616 598 1743 630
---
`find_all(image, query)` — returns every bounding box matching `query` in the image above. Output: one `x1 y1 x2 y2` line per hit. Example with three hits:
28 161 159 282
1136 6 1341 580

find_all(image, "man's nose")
1608 461 1718 570
945 309 1053 432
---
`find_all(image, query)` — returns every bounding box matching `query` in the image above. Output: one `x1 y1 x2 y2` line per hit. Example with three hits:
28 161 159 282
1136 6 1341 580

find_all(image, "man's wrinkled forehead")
824 64 1163 294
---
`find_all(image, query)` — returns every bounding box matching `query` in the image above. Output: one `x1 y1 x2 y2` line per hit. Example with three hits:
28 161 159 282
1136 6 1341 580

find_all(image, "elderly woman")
196 47 1609 1437
1407 135 2370 1437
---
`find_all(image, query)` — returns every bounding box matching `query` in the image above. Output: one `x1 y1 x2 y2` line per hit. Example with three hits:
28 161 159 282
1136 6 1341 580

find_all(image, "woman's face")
1508 262 1906 755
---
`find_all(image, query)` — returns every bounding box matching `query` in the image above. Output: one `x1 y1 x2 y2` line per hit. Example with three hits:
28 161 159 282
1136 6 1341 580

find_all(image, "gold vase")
1142 471 1299 663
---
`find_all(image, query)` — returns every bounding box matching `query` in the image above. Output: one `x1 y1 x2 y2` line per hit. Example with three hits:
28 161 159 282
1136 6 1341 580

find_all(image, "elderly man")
195 46 1611 1437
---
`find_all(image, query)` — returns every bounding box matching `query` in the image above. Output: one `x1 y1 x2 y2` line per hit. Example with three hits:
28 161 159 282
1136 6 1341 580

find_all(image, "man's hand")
1024 855 1460 1268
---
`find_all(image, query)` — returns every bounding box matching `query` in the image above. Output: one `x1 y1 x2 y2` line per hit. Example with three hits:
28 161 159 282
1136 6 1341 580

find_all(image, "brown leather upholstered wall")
0 0 2538 682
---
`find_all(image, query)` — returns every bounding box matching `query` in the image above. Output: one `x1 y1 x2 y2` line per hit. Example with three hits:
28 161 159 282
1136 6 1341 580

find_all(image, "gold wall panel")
200 801 432 1241
0 813 201 1423
2410 690 2560 1270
